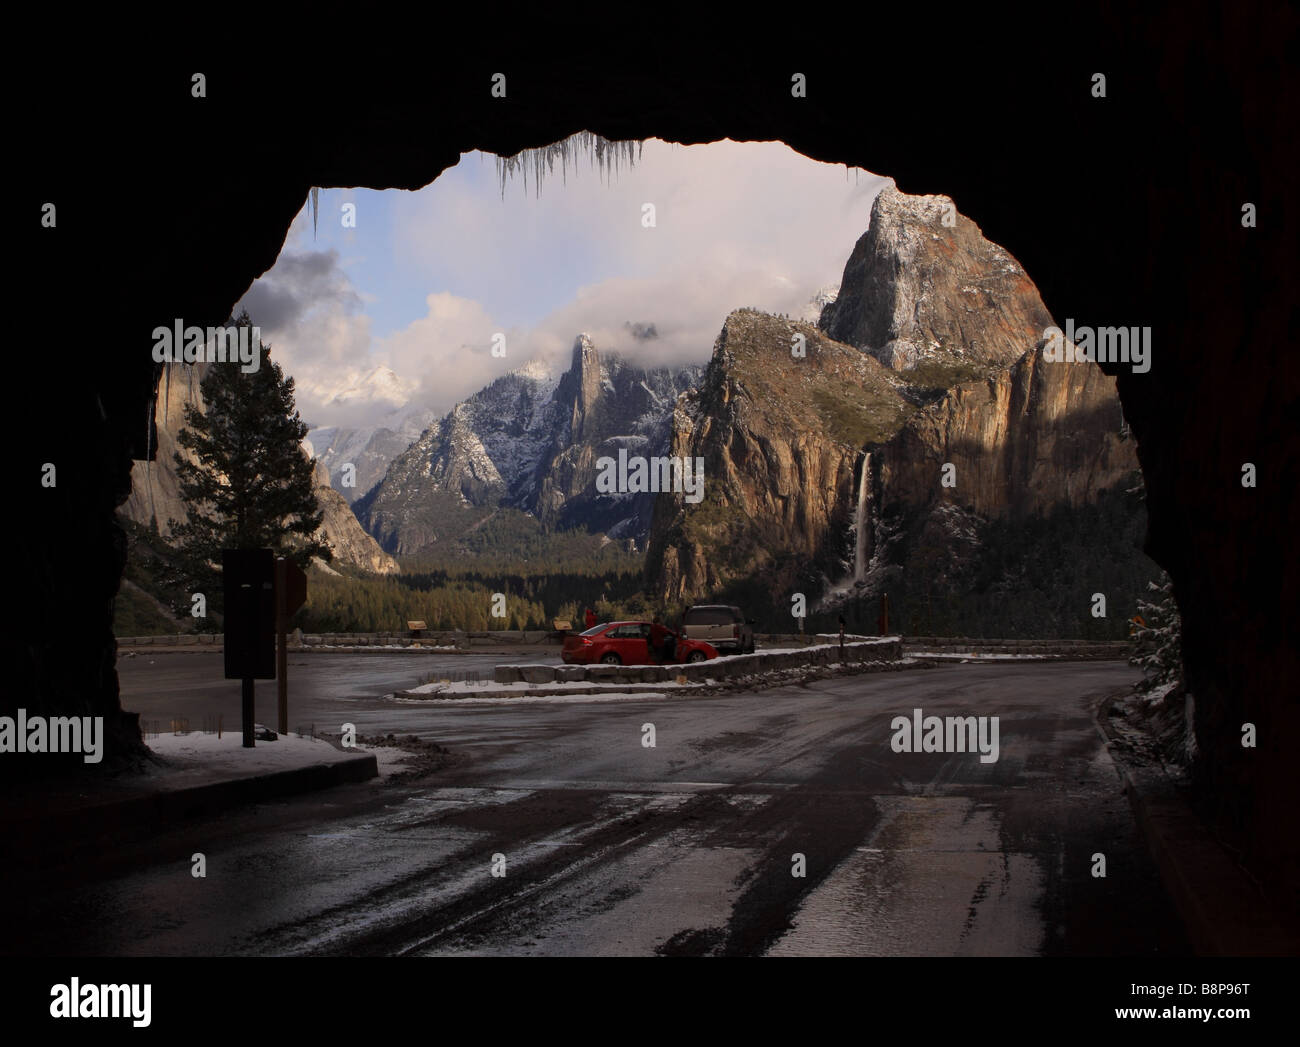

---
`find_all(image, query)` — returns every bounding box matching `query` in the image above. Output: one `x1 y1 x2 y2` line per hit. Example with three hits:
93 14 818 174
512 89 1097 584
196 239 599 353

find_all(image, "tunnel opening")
20 39 1297 920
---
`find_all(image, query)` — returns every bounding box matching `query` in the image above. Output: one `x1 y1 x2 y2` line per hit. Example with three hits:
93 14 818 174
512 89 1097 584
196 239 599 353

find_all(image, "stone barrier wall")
114 633 1127 660
116 630 888 650
490 638 903 686
903 638 1129 659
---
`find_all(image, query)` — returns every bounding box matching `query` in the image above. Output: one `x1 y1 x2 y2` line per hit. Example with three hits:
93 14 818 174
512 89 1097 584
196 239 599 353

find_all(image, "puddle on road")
766 796 1046 956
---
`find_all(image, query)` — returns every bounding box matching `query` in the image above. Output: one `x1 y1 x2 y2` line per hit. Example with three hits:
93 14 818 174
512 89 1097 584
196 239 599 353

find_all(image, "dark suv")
682 604 755 654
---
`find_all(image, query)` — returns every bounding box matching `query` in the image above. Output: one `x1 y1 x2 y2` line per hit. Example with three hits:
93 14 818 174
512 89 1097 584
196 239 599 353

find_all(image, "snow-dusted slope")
360 340 702 556
307 402 435 504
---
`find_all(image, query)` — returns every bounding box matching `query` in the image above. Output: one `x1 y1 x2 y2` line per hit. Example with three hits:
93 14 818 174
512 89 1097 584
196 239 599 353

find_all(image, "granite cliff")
646 188 1147 631
121 361 398 575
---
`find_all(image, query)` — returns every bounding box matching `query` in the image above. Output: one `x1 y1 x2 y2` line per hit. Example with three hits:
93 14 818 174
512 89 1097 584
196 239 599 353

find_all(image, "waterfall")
854 451 872 582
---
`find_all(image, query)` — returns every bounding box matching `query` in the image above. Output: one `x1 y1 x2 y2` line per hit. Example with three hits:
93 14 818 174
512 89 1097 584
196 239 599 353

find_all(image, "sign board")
274 556 308 735
223 549 276 680
277 557 308 616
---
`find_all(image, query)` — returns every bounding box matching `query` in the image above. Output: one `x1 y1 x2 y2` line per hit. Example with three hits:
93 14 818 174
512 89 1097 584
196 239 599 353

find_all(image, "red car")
562 621 719 666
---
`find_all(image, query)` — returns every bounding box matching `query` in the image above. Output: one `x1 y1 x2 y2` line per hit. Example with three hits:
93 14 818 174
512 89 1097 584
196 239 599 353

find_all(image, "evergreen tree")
1130 573 1184 692
169 312 331 600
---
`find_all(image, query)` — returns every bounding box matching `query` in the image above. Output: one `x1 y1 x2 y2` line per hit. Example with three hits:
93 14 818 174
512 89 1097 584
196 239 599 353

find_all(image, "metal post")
276 557 288 735
242 677 255 747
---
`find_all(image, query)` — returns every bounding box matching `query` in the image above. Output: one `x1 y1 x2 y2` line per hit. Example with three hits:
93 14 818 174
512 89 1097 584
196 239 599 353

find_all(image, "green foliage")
399 508 642 574
116 514 208 628
681 495 754 575
169 312 331 600
296 571 545 632
872 486 1160 638
700 485 1162 638
112 581 182 636
293 563 651 634
898 359 989 395
810 386 905 447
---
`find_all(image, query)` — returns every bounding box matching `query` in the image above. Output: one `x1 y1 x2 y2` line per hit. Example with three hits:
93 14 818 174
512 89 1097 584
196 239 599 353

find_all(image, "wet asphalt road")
116 651 523 734
19 660 1188 956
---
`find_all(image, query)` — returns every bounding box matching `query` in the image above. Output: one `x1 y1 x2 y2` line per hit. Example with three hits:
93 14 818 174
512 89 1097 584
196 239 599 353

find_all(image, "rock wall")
879 342 1136 520
646 309 910 601
821 187 1054 373
122 362 206 535
647 190 1139 612
118 362 397 574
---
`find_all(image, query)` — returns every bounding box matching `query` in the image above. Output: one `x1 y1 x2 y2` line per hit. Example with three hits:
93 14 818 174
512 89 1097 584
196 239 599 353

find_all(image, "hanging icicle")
495 132 643 199
310 186 320 239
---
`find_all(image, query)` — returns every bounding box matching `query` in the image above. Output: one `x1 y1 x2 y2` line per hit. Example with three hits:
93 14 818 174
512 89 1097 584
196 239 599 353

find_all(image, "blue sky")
237 138 890 429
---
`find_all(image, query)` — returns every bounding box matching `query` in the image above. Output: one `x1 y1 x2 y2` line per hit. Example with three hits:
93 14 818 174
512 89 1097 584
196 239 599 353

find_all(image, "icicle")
311 187 320 238
495 131 643 198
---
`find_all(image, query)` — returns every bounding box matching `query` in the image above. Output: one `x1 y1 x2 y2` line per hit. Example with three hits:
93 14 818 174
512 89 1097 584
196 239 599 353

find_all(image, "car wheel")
687 650 707 663
601 653 621 665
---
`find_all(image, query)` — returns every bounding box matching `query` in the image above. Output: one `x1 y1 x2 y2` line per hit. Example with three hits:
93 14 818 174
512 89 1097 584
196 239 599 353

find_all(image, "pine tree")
169 312 331 601
1130 573 1183 693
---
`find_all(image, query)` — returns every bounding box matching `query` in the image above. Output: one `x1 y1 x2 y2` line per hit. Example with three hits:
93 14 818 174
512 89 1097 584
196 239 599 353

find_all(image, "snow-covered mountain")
306 401 435 504
304 364 415 416
801 283 839 324
358 337 703 556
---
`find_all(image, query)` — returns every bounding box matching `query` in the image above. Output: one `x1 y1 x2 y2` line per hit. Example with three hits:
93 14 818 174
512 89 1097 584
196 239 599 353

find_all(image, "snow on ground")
144 729 367 778
400 639 906 703
916 653 1048 661
400 690 699 707
1138 679 1180 707
404 678 707 697
370 746 415 778
314 643 458 651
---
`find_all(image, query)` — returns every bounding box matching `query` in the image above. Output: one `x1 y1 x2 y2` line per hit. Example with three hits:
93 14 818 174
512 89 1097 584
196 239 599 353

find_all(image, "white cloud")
242 139 890 426
378 292 516 412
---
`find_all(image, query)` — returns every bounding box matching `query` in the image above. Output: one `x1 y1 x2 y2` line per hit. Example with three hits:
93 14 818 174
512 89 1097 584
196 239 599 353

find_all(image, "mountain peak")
571 332 599 370
820 185 1052 372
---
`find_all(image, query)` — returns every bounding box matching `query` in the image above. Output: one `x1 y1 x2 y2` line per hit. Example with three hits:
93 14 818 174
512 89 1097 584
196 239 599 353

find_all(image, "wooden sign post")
275 557 308 736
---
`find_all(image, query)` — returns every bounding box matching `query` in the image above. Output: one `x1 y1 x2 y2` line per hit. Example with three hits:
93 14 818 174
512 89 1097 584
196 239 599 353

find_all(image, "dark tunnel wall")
17 7 1298 903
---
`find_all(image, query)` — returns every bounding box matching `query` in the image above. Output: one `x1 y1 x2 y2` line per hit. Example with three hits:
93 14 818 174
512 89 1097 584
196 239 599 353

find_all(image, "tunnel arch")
21 14 1296 909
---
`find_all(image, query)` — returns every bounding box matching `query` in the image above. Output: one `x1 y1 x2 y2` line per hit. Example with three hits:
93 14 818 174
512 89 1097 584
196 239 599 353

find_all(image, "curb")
2 750 378 883
397 682 712 701
1114 763 1298 956
117 646 557 655
1097 699 1298 956
400 655 920 701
